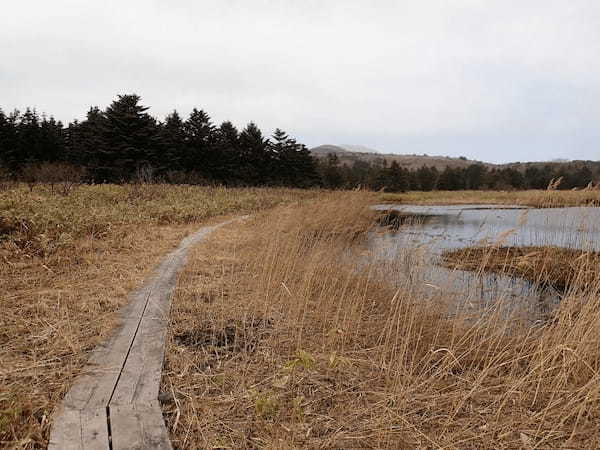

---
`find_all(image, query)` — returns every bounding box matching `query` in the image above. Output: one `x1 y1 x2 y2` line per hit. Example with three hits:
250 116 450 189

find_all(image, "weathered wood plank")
48 407 109 450
48 407 83 450
139 404 173 450
80 408 110 450
110 315 166 406
110 405 172 450
108 405 143 449
62 314 146 410
49 218 243 449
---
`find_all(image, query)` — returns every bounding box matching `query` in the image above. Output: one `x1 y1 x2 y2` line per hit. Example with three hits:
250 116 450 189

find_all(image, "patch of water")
370 204 600 320
374 204 600 251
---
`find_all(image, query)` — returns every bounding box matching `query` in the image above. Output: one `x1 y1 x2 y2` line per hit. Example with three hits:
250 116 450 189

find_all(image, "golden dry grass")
0 183 317 448
381 189 600 208
163 191 600 449
442 246 600 293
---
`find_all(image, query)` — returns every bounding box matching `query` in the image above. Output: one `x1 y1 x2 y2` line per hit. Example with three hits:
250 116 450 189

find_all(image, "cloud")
1 0 599 162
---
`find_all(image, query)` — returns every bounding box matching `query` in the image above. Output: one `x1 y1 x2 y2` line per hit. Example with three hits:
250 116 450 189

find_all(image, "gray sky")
2 0 599 163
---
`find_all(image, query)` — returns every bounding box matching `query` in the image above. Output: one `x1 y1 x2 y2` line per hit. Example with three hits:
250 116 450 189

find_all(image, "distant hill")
310 145 354 156
309 145 600 173
338 144 382 153
309 144 489 170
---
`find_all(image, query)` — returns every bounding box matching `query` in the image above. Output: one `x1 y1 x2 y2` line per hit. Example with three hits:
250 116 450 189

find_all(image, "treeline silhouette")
0 94 320 187
320 154 600 191
1 94 598 191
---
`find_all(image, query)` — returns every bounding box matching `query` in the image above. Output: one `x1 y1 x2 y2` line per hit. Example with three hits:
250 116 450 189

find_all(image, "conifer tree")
213 121 241 183
270 128 319 187
161 110 186 171
321 153 343 188
39 116 65 162
239 122 271 185
17 108 43 164
183 108 214 177
0 109 19 170
66 107 106 177
99 94 162 181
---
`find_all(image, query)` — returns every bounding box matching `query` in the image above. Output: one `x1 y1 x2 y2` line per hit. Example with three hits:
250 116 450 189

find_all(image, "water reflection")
369 204 600 321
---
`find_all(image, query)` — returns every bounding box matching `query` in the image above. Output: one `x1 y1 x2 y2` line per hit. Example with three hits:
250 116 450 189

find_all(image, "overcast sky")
2 1 599 163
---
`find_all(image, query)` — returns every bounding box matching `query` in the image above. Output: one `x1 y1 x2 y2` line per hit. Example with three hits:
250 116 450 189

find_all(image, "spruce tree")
99 94 162 181
66 107 106 178
213 121 241 183
39 116 65 162
270 128 319 187
321 153 343 188
17 108 42 165
161 110 186 172
183 108 215 177
239 122 271 185
0 109 19 170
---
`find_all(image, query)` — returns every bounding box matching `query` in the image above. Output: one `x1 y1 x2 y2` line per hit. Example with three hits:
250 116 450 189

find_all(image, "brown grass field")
0 183 317 448
3 186 600 448
162 191 600 449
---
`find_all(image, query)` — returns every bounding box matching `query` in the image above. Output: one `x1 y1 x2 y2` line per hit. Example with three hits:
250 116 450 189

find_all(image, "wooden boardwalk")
48 219 241 449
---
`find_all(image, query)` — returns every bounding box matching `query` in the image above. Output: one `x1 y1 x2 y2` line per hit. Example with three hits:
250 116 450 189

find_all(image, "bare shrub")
133 165 156 184
0 165 16 191
164 170 190 185
20 162 86 195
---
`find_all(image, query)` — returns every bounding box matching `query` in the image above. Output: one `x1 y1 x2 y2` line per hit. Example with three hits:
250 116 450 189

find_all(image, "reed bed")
443 246 600 293
0 183 316 448
163 192 600 449
381 189 600 208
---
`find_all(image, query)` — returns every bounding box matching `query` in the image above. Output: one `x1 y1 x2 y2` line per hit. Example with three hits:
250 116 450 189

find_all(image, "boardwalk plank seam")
49 218 244 449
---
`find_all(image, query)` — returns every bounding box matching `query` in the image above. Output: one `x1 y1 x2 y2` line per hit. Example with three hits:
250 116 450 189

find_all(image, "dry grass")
442 246 600 293
0 183 317 448
0 184 316 257
381 190 600 208
163 191 600 449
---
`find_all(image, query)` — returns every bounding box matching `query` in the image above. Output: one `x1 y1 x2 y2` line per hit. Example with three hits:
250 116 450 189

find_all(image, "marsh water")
369 204 600 320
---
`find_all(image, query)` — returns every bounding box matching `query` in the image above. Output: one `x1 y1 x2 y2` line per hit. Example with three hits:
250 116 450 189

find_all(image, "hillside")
310 144 490 170
310 145 600 175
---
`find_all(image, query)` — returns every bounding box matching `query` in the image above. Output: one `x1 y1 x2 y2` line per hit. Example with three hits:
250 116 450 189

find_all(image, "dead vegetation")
163 191 600 449
0 183 317 448
442 246 600 293
381 189 600 208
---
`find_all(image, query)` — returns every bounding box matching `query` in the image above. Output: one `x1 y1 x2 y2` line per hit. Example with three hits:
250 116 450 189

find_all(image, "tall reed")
164 191 600 448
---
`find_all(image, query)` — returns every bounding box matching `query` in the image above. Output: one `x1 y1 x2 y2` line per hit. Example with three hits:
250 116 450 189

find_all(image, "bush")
20 163 86 195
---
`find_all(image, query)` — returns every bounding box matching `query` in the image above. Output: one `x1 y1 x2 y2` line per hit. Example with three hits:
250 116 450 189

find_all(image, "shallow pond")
369 204 600 320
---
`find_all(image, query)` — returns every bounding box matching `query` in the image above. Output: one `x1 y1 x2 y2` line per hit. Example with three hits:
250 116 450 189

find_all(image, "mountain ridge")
309 144 597 170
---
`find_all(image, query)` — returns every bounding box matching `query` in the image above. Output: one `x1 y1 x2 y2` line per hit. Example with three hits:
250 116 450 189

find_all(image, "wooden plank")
48 407 83 450
62 315 144 410
48 406 110 450
108 405 143 449
139 404 173 450
80 408 110 450
50 218 243 449
110 282 172 406
110 315 165 406
110 404 172 450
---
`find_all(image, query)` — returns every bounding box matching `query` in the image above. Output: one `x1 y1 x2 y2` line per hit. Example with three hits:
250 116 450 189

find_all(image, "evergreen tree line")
1 94 597 191
0 94 320 187
319 154 600 192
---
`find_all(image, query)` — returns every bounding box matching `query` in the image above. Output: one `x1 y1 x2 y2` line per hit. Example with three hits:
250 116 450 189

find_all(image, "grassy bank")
0 183 317 448
442 246 600 293
163 192 600 448
381 189 600 208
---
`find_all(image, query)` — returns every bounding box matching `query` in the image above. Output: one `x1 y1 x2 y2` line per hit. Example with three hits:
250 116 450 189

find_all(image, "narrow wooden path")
48 218 242 449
